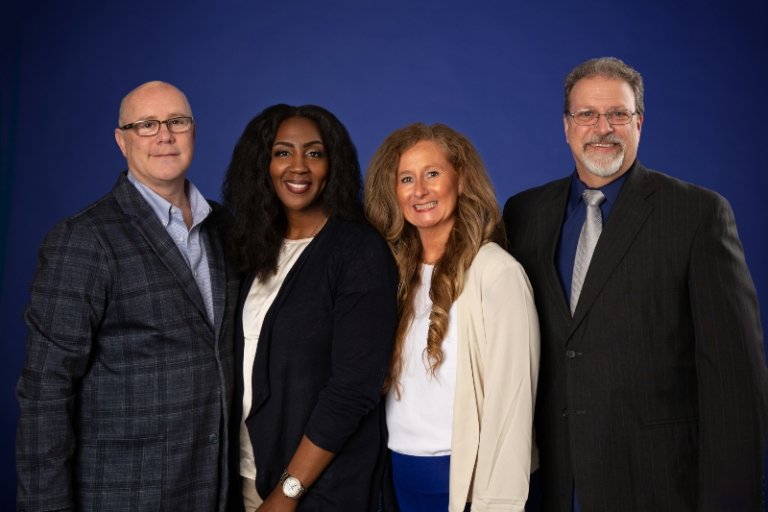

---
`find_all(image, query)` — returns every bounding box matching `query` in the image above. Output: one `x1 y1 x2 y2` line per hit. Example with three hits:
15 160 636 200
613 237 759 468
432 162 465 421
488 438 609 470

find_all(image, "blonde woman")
365 123 539 512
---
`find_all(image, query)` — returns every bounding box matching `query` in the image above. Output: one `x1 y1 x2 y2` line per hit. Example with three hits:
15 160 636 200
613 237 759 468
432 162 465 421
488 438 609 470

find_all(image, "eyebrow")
128 112 191 122
398 165 441 173
272 140 324 148
575 106 631 111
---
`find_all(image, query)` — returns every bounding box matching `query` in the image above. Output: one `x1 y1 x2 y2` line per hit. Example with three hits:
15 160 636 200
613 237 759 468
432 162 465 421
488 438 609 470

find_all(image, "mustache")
585 135 624 145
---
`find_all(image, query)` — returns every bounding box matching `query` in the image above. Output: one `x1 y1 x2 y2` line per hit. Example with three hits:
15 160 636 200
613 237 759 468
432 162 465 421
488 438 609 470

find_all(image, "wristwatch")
279 469 307 499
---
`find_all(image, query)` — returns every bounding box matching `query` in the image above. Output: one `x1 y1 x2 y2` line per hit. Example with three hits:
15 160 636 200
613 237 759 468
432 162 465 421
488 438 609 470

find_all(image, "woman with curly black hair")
223 104 397 511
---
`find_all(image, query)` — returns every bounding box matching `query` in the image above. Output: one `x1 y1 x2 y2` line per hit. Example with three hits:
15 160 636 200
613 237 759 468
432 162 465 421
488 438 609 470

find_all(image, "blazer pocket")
77 436 163 510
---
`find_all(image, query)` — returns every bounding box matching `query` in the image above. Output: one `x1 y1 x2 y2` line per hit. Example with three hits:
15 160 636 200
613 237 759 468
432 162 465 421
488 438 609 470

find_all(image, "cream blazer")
449 242 540 512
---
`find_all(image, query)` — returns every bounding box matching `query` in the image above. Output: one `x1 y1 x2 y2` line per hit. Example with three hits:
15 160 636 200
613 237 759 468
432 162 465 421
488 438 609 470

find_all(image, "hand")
255 435 333 511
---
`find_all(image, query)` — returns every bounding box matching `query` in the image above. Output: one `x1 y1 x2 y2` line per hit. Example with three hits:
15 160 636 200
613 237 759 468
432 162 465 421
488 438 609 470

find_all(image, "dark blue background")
2 1 766 508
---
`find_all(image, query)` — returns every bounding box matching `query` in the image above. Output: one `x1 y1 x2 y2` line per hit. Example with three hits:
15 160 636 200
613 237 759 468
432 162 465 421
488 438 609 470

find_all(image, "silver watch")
279 469 307 499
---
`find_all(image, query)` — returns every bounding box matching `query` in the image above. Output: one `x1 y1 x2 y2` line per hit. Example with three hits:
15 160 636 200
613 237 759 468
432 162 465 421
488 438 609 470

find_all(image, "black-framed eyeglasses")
119 116 194 136
567 110 637 126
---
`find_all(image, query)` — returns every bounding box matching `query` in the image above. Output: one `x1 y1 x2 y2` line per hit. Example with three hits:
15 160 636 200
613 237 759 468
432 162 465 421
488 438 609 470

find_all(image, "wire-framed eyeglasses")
567 110 637 126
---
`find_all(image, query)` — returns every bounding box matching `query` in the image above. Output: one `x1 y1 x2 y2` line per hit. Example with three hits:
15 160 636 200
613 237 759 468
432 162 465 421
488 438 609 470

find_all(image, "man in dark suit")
504 57 768 511
16 81 239 511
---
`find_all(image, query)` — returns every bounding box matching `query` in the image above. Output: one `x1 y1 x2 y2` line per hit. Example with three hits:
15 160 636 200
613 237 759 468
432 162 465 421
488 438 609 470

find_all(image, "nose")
288 153 308 174
594 113 614 134
413 177 428 198
156 122 175 142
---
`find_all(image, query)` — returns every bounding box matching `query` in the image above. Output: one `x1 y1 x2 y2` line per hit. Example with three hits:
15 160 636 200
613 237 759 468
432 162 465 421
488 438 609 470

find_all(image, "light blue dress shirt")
127 171 215 324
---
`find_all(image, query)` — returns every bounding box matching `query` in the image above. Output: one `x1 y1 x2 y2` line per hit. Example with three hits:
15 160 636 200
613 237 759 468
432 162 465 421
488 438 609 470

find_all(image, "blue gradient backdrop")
2 0 766 508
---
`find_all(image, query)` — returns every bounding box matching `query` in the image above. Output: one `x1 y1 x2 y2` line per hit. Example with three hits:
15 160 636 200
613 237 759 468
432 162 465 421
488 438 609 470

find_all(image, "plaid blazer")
16 172 240 511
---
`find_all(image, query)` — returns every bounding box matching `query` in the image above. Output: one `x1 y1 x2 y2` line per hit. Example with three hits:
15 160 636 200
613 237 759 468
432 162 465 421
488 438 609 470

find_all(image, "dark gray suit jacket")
504 162 768 511
16 172 240 511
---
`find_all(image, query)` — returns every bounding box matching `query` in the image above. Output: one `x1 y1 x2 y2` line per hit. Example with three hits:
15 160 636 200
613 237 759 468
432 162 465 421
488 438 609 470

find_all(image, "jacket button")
208 433 219 444
566 350 576 358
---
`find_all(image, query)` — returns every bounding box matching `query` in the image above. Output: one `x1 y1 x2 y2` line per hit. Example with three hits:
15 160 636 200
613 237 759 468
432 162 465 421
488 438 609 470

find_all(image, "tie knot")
582 189 606 207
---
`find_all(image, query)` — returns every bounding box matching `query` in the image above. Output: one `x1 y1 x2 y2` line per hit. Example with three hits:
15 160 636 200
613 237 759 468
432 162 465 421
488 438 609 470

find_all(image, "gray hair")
564 57 644 115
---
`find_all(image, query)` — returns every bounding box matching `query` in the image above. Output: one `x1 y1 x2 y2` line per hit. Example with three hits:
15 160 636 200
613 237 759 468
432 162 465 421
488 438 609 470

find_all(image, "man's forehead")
120 83 191 120
570 77 634 104
572 76 632 93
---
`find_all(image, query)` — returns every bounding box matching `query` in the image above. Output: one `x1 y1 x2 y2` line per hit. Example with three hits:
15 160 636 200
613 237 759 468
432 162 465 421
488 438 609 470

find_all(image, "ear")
563 115 570 143
115 128 127 157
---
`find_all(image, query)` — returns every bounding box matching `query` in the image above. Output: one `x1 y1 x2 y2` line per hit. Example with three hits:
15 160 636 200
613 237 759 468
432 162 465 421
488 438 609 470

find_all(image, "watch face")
282 476 303 498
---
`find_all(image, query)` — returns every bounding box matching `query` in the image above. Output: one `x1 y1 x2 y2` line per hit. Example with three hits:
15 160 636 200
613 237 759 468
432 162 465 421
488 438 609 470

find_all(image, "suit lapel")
538 178 574 323
568 164 655 336
112 173 211 330
203 212 227 339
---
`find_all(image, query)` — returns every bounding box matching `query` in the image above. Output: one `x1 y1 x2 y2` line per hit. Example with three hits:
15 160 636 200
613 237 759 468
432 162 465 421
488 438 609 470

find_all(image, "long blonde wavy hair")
364 123 504 393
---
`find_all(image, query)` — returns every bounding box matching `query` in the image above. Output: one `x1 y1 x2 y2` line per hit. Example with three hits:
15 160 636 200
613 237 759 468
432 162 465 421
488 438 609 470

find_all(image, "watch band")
279 469 307 499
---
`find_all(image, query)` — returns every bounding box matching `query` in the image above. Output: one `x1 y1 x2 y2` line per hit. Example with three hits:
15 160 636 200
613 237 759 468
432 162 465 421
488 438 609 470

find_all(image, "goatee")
581 135 625 177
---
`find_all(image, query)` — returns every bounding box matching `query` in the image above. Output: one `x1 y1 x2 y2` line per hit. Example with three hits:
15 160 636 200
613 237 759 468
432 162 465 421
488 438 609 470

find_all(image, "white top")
386 264 458 456
239 237 312 479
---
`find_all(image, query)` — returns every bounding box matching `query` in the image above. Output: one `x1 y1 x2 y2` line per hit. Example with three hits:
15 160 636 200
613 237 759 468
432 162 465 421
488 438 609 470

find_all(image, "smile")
584 135 623 151
285 181 310 193
585 142 620 150
414 201 437 211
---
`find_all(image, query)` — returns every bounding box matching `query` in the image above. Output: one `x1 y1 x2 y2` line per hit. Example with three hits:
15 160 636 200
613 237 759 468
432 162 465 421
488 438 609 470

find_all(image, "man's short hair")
564 57 645 115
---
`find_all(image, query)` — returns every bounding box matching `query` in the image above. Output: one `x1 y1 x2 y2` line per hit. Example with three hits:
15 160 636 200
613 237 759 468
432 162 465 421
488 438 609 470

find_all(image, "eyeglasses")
567 110 637 126
119 116 194 136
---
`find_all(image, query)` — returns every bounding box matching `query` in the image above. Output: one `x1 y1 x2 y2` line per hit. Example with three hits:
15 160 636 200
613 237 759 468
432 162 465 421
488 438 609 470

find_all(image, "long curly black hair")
222 104 364 278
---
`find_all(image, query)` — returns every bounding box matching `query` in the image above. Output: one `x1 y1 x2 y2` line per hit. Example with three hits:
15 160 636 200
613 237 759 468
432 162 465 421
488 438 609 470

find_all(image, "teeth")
414 201 436 211
286 182 309 192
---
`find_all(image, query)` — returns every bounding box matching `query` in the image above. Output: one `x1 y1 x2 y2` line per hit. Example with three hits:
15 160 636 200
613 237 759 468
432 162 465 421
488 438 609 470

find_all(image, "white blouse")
386 264 458 456
239 238 312 479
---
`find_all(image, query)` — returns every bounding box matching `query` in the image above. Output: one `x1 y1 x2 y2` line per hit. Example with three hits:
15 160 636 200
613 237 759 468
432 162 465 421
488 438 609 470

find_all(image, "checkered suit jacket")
16 172 240 511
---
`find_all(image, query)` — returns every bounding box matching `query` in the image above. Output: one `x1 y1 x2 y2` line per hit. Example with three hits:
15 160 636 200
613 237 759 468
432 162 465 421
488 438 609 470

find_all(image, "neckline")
284 236 314 245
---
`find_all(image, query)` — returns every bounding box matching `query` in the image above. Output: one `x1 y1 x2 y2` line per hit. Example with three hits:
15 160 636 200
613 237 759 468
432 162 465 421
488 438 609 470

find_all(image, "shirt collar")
126 171 211 228
567 167 629 218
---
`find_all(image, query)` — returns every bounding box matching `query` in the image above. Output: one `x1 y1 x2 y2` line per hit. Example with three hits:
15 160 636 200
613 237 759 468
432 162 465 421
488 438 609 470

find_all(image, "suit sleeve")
303 231 397 452
16 220 109 511
472 252 540 511
688 193 768 510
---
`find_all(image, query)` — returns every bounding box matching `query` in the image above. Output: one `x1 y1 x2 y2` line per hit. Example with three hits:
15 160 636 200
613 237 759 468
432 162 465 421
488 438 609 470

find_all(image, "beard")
580 135 625 177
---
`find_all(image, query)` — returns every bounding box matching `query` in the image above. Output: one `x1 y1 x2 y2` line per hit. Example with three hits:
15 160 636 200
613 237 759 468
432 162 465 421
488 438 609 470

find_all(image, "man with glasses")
16 81 238 511
504 57 767 511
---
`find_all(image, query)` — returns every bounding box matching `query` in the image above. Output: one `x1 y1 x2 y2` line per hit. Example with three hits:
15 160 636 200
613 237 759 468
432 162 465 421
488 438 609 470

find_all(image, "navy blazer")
504 162 768 511
17 173 240 511
233 218 397 511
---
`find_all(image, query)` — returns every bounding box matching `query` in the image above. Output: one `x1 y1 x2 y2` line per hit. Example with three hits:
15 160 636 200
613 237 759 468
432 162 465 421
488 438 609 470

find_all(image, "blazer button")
566 350 576 359
208 433 219 444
